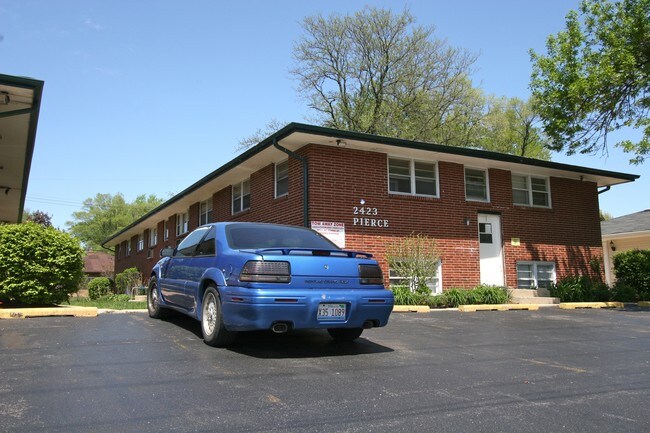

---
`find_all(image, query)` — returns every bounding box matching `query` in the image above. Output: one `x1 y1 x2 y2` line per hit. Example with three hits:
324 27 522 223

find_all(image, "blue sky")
2 0 647 228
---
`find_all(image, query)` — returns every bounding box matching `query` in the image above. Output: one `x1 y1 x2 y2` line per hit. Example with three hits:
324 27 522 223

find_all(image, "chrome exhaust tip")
271 322 290 334
362 320 374 329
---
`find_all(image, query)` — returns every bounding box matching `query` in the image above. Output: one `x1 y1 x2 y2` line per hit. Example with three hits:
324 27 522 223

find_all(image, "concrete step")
510 296 560 305
509 288 551 298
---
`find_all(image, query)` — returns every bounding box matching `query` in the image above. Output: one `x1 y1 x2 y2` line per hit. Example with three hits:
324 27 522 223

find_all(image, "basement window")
516 261 556 289
389 260 442 295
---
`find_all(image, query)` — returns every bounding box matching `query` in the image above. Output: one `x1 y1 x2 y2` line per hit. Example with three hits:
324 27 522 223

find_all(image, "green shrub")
472 285 510 304
115 267 142 294
611 282 639 302
436 288 469 308
613 249 650 300
0 223 84 305
390 285 429 305
431 285 510 308
550 275 586 302
87 277 112 300
591 282 612 302
550 275 591 302
550 275 616 302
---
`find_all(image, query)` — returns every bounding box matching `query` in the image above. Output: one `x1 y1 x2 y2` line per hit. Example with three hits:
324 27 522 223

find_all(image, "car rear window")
226 224 339 250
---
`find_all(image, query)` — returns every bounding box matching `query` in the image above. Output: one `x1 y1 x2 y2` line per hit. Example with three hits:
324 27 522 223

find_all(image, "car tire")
327 328 363 342
201 286 235 347
147 276 170 319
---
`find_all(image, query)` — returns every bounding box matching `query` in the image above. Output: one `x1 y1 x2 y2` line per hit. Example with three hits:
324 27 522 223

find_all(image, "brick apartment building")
103 123 638 293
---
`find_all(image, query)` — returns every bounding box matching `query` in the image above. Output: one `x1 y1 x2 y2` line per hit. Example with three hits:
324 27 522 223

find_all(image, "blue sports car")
148 222 394 346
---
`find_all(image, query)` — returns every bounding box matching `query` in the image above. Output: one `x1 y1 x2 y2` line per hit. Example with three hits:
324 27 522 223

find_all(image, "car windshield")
226 224 339 250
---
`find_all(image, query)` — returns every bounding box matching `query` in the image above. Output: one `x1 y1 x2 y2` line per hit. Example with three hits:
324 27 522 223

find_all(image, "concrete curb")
0 305 98 319
392 304 544 313
98 309 148 314
392 305 431 313
458 304 540 312
559 302 624 310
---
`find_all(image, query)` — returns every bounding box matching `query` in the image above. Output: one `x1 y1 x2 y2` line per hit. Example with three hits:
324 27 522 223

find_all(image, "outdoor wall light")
336 139 347 148
610 241 616 251
464 217 471 226
0 92 9 105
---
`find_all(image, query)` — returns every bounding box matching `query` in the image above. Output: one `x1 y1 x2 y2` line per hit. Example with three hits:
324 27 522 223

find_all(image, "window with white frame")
137 233 144 252
388 158 437 197
275 160 289 198
199 199 213 225
176 211 189 236
516 261 556 289
125 241 132 256
164 220 169 241
465 168 489 201
389 260 443 295
149 226 158 247
232 180 251 214
512 174 550 207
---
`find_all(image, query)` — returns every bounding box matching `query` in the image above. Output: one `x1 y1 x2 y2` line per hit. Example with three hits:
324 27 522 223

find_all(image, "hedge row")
392 284 510 308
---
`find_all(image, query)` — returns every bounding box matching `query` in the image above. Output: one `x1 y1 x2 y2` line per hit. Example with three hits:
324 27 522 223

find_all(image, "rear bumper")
219 286 394 331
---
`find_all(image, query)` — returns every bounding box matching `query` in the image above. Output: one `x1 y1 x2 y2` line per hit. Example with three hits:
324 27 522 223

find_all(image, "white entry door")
478 213 504 286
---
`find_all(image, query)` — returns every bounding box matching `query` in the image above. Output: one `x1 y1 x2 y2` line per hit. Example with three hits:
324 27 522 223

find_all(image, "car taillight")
359 264 383 285
240 261 291 283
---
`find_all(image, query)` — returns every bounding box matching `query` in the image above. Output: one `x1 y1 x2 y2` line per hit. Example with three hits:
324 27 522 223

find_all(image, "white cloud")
84 17 103 31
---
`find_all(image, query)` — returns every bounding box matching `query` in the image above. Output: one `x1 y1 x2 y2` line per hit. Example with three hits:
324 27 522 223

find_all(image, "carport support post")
273 138 309 227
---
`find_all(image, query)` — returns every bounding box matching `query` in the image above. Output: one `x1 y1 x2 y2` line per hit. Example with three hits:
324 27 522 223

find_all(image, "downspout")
273 138 309 227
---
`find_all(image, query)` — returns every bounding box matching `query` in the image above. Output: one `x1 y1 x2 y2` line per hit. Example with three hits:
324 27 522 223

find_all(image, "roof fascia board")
0 74 44 223
602 230 650 240
285 123 640 183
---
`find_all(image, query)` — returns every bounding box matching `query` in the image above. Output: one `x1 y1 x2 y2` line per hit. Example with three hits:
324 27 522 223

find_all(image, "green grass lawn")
67 297 147 310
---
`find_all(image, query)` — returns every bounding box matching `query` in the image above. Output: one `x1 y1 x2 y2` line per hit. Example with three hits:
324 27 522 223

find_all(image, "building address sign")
352 200 389 228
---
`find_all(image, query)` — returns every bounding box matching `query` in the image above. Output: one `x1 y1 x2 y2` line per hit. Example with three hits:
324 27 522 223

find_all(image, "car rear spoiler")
247 248 373 259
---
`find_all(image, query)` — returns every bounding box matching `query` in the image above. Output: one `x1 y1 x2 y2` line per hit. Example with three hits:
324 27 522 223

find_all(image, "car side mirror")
160 247 175 258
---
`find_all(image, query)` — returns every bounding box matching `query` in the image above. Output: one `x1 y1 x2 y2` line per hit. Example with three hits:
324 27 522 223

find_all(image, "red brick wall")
115 143 604 289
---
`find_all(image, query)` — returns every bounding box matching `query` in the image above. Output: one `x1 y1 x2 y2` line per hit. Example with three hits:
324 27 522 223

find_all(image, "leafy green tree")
88 277 112 300
291 7 481 146
478 96 552 159
530 0 650 164
600 209 614 221
115 267 143 295
613 249 650 300
0 223 84 305
23 209 53 228
67 193 163 252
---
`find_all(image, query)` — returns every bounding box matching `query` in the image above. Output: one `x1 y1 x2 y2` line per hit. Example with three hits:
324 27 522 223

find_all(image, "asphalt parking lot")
1 307 649 433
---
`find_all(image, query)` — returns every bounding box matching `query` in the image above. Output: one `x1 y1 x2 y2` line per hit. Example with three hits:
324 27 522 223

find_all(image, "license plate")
317 303 346 320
